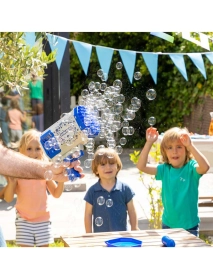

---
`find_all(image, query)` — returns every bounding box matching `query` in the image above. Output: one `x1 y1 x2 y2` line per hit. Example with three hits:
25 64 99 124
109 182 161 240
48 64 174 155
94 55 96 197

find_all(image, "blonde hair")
92 148 122 177
19 129 46 161
160 127 193 164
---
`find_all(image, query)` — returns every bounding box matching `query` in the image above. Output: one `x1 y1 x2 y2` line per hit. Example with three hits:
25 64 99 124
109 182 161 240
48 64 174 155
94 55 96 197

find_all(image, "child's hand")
146 127 159 142
180 133 191 147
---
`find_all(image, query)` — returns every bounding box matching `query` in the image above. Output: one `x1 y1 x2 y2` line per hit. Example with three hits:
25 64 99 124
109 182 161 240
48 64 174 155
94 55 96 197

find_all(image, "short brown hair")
92 148 122 177
160 127 193 164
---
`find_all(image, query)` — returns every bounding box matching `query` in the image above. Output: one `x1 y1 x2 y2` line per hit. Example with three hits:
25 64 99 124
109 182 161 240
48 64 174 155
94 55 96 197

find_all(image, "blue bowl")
105 237 142 247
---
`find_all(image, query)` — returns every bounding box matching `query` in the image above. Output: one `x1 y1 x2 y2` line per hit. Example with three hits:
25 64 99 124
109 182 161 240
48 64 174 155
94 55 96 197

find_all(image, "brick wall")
184 96 213 135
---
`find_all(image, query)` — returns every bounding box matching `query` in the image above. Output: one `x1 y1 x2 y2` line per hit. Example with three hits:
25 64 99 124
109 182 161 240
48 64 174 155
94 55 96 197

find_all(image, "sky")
1 0 211 32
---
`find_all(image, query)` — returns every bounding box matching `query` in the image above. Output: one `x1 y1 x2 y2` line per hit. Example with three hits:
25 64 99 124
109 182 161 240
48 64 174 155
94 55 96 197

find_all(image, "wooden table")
61 228 210 247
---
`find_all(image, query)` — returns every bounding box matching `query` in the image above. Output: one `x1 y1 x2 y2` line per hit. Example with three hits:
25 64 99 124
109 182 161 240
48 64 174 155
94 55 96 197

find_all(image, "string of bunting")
24 32 213 84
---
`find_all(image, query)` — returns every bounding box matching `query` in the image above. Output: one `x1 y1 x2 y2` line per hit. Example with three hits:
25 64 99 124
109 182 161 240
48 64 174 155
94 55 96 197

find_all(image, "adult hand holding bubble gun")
40 105 100 182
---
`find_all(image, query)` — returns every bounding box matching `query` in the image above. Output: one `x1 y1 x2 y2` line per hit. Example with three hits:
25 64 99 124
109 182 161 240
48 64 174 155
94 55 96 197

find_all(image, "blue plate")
105 237 142 247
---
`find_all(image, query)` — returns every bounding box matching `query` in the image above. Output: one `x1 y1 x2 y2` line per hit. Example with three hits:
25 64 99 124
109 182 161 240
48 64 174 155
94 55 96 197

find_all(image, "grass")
6 239 65 247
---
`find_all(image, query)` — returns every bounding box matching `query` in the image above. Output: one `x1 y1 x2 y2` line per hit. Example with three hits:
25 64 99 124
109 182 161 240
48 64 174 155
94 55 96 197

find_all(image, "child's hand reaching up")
146 127 159 143
180 133 191 147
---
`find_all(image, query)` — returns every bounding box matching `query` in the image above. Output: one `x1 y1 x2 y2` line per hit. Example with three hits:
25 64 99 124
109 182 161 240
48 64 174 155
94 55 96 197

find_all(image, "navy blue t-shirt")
84 178 135 232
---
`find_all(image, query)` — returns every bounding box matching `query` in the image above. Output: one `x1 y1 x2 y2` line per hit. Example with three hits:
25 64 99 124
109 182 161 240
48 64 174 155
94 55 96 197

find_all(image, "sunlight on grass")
6 239 64 247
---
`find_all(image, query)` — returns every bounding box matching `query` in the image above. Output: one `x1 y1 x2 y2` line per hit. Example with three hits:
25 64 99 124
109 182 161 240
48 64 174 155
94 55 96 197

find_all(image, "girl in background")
6 98 27 143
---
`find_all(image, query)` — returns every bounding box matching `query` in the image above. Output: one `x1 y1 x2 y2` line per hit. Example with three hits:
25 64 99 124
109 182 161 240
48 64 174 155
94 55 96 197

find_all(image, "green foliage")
69 32 213 148
199 233 213 245
6 239 65 247
130 143 163 229
0 32 56 93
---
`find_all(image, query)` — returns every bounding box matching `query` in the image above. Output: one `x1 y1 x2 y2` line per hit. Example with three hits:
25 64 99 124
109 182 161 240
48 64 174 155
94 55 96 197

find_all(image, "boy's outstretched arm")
137 127 158 175
180 134 210 174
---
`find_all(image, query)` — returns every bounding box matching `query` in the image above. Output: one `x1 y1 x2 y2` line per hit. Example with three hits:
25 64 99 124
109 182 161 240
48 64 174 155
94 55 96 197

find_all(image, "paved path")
0 149 213 240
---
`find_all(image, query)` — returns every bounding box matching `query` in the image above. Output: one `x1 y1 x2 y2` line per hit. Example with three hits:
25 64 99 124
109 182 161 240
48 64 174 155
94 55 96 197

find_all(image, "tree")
69 32 213 147
0 32 56 94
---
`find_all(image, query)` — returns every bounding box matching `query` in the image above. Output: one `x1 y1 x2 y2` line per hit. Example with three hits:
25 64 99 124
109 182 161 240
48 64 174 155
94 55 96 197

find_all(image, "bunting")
142 53 158 84
96 46 114 77
169 54 188 81
119 50 136 83
22 32 213 84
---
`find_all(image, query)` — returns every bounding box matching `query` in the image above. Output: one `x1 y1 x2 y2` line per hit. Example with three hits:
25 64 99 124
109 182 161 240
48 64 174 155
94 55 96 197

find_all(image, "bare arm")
20 111 27 122
84 202 93 233
47 181 64 198
137 127 158 175
0 144 85 182
180 134 210 174
127 199 140 231
3 177 17 203
0 186 6 199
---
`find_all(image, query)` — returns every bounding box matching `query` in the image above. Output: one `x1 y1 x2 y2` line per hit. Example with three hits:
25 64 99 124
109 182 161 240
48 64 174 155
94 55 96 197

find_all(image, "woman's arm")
0 186 6 199
47 181 64 198
0 144 85 182
84 202 93 233
127 199 140 231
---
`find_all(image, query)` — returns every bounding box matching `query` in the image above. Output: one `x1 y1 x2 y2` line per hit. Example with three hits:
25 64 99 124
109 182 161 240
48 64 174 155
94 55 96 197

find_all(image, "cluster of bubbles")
95 196 114 227
43 62 157 180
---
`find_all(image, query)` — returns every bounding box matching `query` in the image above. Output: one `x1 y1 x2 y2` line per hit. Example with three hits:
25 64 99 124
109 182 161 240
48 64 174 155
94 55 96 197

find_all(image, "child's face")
22 139 43 160
96 160 118 180
164 138 186 168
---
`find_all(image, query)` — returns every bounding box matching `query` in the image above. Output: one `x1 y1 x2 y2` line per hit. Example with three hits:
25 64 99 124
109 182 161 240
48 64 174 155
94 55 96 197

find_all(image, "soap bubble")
113 79 122 89
95 217 103 226
121 121 129 127
44 170 53 180
122 127 129 135
64 184 73 192
128 126 135 135
97 69 104 77
134 71 142 80
146 89 156 100
81 89 89 97
101 73 108 82
115 145 123 154
148 116 156 126
44 140 52 150
120 137 127 145
106 199 113 207
97 196 105 205
84 159 92 168
116 62 123 70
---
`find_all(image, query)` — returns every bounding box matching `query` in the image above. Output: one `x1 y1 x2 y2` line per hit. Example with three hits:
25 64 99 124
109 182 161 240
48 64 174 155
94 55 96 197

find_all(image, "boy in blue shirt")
84 148 139 233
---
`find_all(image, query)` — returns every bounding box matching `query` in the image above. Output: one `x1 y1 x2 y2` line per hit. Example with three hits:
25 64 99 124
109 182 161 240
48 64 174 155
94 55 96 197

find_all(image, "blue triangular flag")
47 34 68 70
205 52 213 64
24 32 36 47
72 40 93 75
187 53 206 79
119 50 136 83
142 53 158 84
96 46 114 76
169 54 188 81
